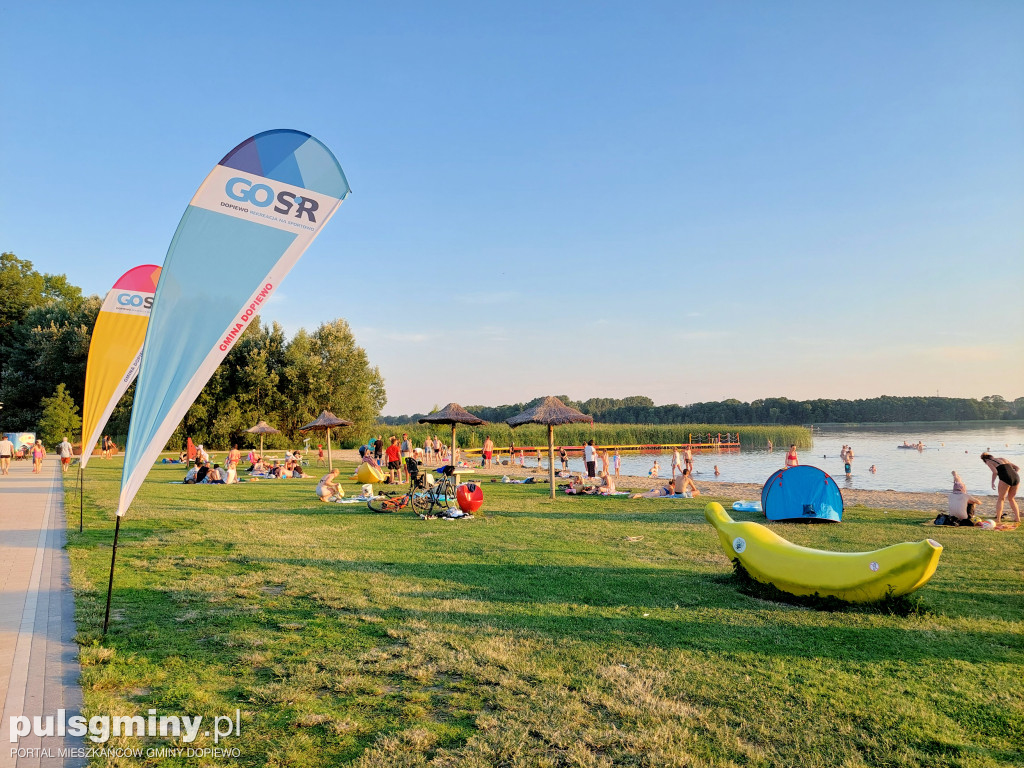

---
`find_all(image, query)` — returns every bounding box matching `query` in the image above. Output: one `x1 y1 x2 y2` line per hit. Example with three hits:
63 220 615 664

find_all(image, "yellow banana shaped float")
705 502 942 602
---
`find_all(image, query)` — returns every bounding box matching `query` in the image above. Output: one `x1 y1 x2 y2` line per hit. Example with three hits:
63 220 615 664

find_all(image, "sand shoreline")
328 449 970 513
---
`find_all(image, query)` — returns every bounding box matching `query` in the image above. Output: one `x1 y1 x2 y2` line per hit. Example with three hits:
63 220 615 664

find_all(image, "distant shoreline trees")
380 394 1024 427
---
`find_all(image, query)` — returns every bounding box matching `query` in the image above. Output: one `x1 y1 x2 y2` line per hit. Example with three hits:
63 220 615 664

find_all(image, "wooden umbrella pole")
79 466 83 532
327 428 333 471
451 424 456 467
548 425 555 499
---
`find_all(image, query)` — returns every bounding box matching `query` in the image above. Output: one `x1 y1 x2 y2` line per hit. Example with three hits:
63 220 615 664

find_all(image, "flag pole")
102 516 122 634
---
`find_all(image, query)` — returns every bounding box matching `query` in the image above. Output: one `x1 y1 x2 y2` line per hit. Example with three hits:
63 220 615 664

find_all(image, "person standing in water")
785 444 799 468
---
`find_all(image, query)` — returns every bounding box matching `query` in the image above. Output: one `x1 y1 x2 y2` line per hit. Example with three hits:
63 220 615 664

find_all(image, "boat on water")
897 442 925 450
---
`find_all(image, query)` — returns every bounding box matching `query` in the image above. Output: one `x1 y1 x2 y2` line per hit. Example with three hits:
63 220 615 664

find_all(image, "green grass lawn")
65 460 1023 767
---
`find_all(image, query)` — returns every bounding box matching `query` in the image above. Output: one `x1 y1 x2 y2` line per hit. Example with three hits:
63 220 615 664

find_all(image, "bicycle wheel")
410 493 432 514
367 493 402 513
433 479 455 509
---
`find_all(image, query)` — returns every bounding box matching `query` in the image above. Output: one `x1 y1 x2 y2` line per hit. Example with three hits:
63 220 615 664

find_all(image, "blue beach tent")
761 465 843 523
761 469 785 512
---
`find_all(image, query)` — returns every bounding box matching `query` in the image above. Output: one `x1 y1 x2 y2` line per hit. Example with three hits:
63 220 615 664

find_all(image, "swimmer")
714 465 720 476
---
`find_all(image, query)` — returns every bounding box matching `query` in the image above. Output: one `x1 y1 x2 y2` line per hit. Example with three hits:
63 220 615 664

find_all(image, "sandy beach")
329 449 962 514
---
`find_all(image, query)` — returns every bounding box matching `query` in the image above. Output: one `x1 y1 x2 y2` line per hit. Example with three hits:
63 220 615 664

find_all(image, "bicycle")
366 460 459 515
428 464 458 511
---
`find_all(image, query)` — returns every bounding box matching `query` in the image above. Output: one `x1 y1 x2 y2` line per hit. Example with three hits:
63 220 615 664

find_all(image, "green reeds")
360 423 811 451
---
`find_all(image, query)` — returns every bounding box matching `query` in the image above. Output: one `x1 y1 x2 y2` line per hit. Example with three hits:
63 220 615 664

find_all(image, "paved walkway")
0 459 85 767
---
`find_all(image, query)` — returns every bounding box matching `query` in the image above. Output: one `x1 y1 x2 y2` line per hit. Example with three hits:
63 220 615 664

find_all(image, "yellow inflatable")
704 502 942 602
356 462 386 484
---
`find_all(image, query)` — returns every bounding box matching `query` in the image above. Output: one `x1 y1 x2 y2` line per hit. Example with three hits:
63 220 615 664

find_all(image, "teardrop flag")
79 264 162 470
117 130 350 516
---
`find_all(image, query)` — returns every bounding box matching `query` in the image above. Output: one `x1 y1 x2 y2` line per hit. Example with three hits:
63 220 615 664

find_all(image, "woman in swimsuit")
785 445 799 468
981 453 1020 524
32 440 45 473
631 482 674 499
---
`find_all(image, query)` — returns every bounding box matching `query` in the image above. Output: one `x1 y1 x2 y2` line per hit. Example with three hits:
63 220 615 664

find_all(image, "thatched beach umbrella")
298 410 353 471
418 403 486 466
506 396 593 499
245 420 280 459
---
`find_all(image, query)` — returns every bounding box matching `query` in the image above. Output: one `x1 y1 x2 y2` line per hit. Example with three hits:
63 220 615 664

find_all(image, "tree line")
0 252 386 448
381 393 1024 427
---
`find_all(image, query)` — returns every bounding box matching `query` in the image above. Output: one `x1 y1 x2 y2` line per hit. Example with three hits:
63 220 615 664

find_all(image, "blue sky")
3 1 1022 415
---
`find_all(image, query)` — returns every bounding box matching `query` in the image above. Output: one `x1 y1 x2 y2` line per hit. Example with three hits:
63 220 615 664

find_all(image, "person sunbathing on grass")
673 468 700 497
631 482 674 499
564 475 597 495
596 470 617 495
316 469 343 502
630 471 699 499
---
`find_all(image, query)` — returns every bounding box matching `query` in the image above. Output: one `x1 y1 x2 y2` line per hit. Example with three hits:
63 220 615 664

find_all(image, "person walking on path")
31 439 46 473
583 440 597 479
785 444 799 468
482 435 495 468
981 452 1021 524
57 436 73 473
0 433 14 475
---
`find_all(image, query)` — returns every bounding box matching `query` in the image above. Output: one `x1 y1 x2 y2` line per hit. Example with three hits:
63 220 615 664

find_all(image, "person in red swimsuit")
785 444 799 468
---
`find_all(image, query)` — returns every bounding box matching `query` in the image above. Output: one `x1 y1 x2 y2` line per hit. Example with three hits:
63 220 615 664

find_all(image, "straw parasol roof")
506 397 592 499
245 420 281 458
506 396 592 428
418 403 486 467
298 410 354 470
246 420 280 435
418 403 486 427
299 411 354 431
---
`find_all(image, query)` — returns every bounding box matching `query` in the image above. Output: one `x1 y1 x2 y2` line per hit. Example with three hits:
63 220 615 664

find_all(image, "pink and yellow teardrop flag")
79 264 161 470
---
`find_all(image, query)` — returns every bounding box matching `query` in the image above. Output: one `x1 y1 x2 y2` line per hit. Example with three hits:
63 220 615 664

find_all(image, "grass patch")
65 460 1024 766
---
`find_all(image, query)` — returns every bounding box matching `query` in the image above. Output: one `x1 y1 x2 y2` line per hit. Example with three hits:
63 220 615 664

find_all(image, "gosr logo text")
116 294 153 309
225 178 318 222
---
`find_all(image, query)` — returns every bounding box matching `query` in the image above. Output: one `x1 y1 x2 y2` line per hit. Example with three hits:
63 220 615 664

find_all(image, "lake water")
560 424 1024 495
